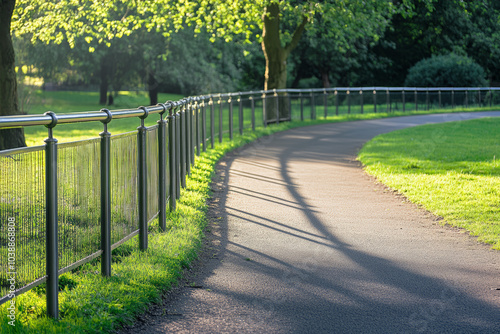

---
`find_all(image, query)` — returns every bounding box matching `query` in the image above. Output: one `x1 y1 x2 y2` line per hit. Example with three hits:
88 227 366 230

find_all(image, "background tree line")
1 0 500 149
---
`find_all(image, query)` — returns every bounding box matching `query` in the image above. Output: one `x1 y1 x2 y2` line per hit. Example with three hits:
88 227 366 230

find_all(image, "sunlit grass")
359 118 500 249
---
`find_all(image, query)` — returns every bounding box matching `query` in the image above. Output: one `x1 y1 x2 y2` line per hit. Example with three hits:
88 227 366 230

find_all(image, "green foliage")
359 118 500 249
404 53 488 87
375 0 500 86
13 1 187 48
293 0 394 87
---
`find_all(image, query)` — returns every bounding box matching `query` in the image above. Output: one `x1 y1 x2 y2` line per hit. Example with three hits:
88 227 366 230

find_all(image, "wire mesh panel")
0 146 45 303
146 126 159 222
110 131 138 245
57 139 101 271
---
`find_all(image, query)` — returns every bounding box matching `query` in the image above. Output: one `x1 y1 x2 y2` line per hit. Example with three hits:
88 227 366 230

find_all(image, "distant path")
134 112 500 333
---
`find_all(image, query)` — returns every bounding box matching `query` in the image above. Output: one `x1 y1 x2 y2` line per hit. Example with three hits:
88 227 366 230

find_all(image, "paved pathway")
134 112 500 333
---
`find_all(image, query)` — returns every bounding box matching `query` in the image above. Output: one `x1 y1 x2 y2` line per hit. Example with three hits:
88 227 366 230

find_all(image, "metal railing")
0 86 499 318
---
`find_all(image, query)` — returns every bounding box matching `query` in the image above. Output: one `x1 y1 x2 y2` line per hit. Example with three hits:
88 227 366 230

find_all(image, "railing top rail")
1 86 499 129
0 103 176 129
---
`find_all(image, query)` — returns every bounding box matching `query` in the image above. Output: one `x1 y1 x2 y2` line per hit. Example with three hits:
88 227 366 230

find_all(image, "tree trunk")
321 71 331 89
261 3 307 123
99 57 109 105
147 71 159 106
0 0 27 150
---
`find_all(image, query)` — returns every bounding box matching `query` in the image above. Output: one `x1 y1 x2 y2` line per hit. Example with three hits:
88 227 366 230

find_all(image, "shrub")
404 54 488 87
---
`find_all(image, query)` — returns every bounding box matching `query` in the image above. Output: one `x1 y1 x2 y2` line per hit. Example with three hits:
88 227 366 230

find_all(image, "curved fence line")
0 86 499 318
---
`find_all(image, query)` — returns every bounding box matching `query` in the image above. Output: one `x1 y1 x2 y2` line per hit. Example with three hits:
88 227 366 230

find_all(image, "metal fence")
0 86 499 318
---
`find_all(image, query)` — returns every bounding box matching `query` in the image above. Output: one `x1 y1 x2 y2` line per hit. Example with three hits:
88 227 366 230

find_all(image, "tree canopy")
6 0 500 149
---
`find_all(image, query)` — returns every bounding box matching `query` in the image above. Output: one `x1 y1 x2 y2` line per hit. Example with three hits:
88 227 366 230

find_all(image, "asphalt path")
132 112 500 333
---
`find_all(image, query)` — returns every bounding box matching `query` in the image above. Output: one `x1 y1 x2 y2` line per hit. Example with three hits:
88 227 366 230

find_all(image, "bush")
404 54 488 87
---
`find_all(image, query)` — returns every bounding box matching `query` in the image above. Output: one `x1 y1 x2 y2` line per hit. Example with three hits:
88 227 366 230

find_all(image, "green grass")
359 117 500 249
2 90 499 332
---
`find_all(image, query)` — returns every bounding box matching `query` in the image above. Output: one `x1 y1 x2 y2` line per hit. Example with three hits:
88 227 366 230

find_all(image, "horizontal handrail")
1 87 498 129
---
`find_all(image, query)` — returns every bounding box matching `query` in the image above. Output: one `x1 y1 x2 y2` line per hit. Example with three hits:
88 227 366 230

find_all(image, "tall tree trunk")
321 71 331 89
147 71 158 106
99 57 109 105
0 0 27 150
261 3 307 123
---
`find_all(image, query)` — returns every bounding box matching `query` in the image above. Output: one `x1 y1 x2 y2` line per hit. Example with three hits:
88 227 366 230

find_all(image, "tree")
372 0 500 86
0 0 26 150
12 0 188 106
194 0 398 121
290 0 393 88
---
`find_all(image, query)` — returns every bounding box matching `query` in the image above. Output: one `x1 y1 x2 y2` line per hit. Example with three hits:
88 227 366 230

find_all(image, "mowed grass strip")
358 117 500 249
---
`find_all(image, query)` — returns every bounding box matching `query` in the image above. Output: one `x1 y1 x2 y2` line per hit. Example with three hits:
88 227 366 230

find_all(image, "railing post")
300 92 304 121
274 89 279 124
157 104 167 231
414 90 418 111
167 103 176 211
238 93 243 135
229 96 234 139
360 90 364 114
478 89 481 107
185 101 192 176
310 90 315 119
99 109 112 277
386 89 390 112
465 90 468 109
262 92 267 128
175 104 182 198
438 90 442 109
195 98 200 156
426 90 429 111
288 91 292 121
373 90 377 113
189 99 195 168
210 97 215 148
180 103 186 188
402 90 406 112
335 90 339 115
137 106 149 251
44 111 59 319
219 95 223 142
250 95 256 131
323 89 328 118
452 90 455 109
201 98 207 152
347 90 351 114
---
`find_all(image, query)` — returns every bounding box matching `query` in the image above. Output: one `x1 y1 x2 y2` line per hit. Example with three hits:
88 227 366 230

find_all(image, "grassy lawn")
1 90 499 332
359 117 500 249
